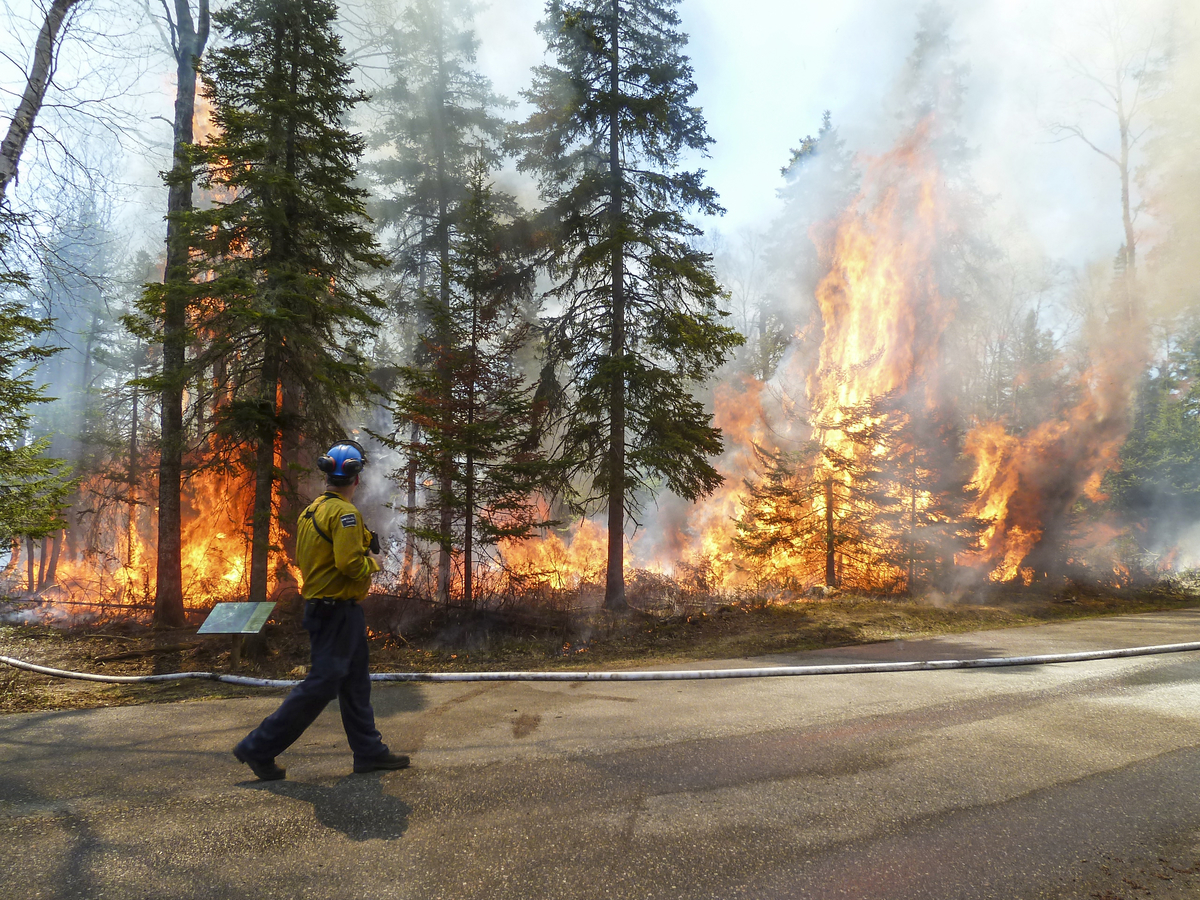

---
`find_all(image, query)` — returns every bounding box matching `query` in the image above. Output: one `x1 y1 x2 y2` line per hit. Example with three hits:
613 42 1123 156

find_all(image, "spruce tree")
865 395 985 591
393 159 558 604
516 0 743 609
142 0 387 605
0 270 73 552
735 404 898 591
771 111 858 326
151 0 210 628
371 0 510 601
1108 328 1200 567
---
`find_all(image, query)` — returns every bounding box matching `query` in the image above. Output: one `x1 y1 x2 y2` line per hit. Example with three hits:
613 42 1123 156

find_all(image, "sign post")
198 602 276 668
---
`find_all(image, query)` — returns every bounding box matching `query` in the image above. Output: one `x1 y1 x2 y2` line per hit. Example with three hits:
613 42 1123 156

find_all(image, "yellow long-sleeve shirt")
296 491 380 601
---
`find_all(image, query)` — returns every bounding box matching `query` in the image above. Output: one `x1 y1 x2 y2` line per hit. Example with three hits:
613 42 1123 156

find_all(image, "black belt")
305 597 358 608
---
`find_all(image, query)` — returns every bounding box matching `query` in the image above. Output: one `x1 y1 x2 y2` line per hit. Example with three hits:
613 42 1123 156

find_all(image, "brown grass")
1 579 1197 715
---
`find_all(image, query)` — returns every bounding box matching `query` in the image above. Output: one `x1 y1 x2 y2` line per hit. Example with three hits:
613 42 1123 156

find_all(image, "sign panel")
198 602 276 635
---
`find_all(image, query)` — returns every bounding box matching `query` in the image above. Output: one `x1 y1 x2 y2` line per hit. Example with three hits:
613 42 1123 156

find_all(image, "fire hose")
4 640 1200 688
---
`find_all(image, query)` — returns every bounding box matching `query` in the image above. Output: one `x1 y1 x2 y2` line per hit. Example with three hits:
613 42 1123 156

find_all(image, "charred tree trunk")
604 0 628 611
44 529 62 587
37 535 50 589
0 0 82 203
156 0 211 628
26 538 36 593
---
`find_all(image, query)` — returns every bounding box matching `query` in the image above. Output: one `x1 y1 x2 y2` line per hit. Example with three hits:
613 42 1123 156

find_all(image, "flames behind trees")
4 2 1184 616
526 117 1147 599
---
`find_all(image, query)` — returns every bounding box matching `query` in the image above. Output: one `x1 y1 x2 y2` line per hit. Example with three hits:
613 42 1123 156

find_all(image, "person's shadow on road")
250 773 411 841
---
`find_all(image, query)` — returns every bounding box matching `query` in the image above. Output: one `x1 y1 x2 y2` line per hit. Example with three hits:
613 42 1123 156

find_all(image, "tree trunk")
824 478 836 588
38 534 51 589
155 0 211 628
273 377 303 603
26 538 36 593
464 445 474 606
0 0 82 203
44 529 63 587
434 13 454 604
403 421 419 587
464 279 479 608
1115 89 1139 328
403 221 429 591
248 345 282 605
603 0 627 611
128 353 140 567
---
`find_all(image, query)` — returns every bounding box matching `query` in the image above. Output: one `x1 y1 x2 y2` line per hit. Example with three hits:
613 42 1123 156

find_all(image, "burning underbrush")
0 113 1177 621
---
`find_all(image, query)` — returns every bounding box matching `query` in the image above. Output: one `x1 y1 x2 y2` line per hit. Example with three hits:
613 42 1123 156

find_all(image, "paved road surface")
5 610 1200 899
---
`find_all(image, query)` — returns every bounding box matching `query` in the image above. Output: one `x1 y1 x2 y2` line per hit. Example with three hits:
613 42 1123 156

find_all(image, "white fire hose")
4 640 1200 688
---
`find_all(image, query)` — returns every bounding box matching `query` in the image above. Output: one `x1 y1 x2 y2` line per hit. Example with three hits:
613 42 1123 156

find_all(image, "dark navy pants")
237 600 388 765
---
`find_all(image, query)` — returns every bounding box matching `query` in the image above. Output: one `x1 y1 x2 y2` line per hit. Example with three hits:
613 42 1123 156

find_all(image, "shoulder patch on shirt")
340 513 357 528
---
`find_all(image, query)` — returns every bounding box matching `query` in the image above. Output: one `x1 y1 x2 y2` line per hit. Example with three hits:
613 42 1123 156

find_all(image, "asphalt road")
5 609 1200 899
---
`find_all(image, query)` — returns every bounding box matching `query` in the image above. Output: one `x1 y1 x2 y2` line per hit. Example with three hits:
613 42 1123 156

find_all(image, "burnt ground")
2 579 1199 715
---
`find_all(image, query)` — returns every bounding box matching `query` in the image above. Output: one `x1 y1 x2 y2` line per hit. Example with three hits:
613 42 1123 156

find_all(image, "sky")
470 0 1168 271
0 0 1182 272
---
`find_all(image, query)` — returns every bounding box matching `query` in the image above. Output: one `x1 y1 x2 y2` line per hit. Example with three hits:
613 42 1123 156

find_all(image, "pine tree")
1108 327 1200 566
0 263 73 552
772 111 858 316
30 191 134 589
153 0 210 628
371 0 510 601
735 402 898 591
866 394 985 591
393 159 558 604
141 0 387 606
516 0 743 609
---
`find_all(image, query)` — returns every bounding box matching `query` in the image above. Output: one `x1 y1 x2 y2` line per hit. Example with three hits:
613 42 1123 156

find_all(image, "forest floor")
2 579 1199 715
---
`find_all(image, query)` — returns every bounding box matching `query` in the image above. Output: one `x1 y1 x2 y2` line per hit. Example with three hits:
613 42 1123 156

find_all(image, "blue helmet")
317 440 366 480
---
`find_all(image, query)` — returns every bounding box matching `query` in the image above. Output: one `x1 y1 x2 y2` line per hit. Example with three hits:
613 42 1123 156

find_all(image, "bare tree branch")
0 0 85 205
1049 124 1121 167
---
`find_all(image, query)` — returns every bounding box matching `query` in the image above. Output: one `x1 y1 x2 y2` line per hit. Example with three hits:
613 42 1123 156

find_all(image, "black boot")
353 750 410 774
234 744 287 781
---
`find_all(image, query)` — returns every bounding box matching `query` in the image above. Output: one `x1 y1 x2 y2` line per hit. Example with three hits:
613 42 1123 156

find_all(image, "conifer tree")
865 395 985 590
141 0 387 605
517 0 743 609
772 111 858 318
1108 328 1200 567
0 270 73 552
151 0 210 628
371 0 509 601
735 404 897 591
394 159 557 604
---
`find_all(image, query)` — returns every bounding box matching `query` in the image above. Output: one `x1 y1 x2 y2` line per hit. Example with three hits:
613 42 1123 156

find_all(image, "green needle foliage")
394 158 560 604
1109 332 1200 564
371 0 513 601
515 0 743 608
136 0 387 604
0 270 73 547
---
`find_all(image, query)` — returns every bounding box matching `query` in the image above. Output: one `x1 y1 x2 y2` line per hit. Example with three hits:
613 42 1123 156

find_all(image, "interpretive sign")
198 602 276 635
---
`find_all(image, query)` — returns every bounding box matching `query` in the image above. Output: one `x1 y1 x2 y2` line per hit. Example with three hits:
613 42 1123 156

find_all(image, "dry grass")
2 579 1198 715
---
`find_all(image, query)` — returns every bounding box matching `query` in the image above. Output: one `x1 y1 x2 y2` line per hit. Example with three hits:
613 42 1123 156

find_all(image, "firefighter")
233 440 409 781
